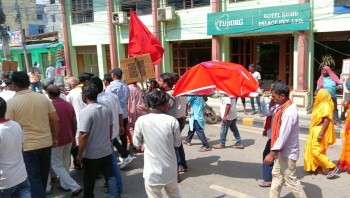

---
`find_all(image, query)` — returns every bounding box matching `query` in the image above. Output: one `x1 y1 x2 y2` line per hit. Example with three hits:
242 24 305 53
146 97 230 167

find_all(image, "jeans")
186 120 210 148
22 146 51 198
30 81 43 93
83 154 118 198
219 119 242 145
250 96 262 113
112 138 129 159
0 178 31 198
111 145 123 194
263 139 273 182
176 117 187 169
51 143 80 191
332 97 340 124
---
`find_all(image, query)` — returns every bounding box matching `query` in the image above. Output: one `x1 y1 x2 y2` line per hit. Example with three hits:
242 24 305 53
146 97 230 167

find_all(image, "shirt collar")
15 89 32 96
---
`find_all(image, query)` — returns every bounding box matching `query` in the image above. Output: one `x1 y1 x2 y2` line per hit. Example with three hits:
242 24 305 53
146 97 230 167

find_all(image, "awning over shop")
0 42 63 51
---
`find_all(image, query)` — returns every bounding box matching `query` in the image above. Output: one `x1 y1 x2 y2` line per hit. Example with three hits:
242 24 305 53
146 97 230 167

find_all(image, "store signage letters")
207 3 310 35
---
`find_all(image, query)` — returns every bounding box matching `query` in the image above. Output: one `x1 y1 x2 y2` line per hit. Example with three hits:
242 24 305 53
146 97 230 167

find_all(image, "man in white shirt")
45 65 56 82
213 96 244 149
249 64 263 116
0 97 31 198
263 82 305 198
133 90 181 198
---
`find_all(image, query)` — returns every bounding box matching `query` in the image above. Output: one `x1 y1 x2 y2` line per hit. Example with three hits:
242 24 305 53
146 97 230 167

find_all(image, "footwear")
250 112 256 115
213 144 225 149
243 111 248 115
46 187 53 195
198 147 211 152
327 167 339 179
120 155 133 169
178 167 188 172
232 143 244 149
57 184 70 192
71 187 83 197
259 113 264 117
182 140 191 146
259 181 271 187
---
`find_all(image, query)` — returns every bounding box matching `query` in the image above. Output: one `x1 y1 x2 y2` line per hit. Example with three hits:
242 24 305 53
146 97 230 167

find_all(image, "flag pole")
133 57 150 113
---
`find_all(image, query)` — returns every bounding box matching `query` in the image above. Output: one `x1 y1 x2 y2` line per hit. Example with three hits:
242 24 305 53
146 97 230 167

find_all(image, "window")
83 54 99 76
229 0 252 3
37 14 43 20
168 0 210 10
38 25 45 34
51 15 56 22
50 0 55 4
71 0 94 24
121 0 152 16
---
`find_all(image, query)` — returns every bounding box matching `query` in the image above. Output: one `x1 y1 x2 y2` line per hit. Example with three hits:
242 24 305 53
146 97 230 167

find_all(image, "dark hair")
11 71 30 88
47 84 61 98
111 68 123 79
78 72 94 84
149 79 159 88
103 73 113 84
149 90 170 108
0 97 6 118
171 73 180 84
272 79 282 84
89 76 104 93
42 78 55 91
160 73 174 89
82 83 99 101
249 63 255 68
271 82 290 98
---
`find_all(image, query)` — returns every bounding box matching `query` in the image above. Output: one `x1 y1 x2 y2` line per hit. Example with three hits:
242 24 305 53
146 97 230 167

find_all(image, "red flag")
128 10 164 64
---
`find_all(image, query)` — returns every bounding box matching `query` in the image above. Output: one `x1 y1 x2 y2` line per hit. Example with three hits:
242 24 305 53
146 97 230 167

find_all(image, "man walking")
77 83 118 198
249 64 262 116
106 68 130 151
263 82 305 198
45 65 56 83
6 71 60 197
133 90 181 198
213 95 244 149
47 85 82 197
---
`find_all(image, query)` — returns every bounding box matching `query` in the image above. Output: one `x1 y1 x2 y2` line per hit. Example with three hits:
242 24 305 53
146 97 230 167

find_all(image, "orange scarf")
270 99 292 148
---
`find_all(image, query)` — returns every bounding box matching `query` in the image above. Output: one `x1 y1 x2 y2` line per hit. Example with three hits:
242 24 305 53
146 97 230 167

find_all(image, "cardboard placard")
342 58 350 74
1 60 18 72
120 54 155 84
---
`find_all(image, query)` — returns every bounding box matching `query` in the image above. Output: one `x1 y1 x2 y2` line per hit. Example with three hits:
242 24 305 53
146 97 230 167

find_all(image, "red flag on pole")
128 10 164 64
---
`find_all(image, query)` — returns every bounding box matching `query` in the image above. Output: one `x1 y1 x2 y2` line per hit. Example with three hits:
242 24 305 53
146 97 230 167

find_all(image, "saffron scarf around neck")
270 99 293 149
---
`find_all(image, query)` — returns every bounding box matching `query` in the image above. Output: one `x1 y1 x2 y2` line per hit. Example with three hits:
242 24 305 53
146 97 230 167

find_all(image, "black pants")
119 118 128 151
176 117 188 169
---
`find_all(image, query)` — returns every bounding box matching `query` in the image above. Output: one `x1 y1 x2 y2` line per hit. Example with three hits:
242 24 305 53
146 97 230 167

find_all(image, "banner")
9 30 23 47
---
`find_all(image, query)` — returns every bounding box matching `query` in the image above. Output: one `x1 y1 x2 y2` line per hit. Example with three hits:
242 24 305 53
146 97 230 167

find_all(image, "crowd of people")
0 63 350 198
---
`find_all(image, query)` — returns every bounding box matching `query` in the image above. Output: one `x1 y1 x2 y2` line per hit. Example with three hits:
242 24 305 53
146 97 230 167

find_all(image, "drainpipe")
153 0 160 80
107 0 117 69
59 0 72 77
212 0 220 60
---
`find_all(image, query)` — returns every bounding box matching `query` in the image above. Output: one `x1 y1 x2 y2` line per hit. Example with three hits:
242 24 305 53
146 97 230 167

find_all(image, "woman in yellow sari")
338 101 350 173
304 89 339 179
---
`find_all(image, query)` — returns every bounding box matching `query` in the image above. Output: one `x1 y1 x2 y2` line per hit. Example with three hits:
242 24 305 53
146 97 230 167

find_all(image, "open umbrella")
173 61 259 97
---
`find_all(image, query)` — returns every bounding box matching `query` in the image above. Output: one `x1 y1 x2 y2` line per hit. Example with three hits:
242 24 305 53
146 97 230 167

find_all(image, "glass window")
168 0 210 10
38 25 45 33
51 15 56 22
83 54 99 76
37 14 43 20
50 0 55 4
229 0 252 3
71 0 94 24
121 0 152 16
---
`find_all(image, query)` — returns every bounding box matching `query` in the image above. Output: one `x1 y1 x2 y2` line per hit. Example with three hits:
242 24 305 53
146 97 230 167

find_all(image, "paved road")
49 122 349 198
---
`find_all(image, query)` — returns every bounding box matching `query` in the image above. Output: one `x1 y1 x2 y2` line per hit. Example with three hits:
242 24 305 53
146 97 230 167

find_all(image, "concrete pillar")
59 0 72 77
97 44 107 79
107 0 118 68
212 0 220 60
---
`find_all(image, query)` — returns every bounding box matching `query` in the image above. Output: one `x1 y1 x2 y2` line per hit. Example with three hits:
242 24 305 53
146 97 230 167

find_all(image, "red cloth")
264 115 272 131
271 99 292 148
128 10 164 64
52 98 76 147
317 66 342 88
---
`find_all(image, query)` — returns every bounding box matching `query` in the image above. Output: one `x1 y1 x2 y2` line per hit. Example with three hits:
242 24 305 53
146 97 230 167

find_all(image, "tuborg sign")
207 3 310 35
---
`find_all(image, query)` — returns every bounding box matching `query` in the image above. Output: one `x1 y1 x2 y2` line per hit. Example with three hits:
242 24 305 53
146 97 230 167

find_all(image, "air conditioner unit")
157 6 176 22
112 12 128 25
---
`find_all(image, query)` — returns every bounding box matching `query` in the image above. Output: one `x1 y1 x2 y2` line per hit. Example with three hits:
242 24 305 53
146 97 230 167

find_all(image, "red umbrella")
173 61 259 97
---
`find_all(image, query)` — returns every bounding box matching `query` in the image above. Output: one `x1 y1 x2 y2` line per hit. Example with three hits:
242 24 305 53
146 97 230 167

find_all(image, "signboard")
342 58 350 74
120 54 155 84
207 3 310 35
1 60 18 71
9 30 23 47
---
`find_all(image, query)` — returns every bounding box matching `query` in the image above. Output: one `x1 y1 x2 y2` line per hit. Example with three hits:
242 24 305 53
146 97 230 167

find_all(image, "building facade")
60 0 350 114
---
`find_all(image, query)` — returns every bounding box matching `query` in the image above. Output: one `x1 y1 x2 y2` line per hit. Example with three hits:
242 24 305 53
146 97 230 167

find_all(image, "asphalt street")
48 122 349 198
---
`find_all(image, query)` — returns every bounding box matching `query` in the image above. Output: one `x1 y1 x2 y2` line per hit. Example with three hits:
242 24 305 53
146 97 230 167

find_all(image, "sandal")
178 167 188 173
198 147 211 152
182 140 192 146
71 187 83 197
326 167 339 179
213 144 225 149
259 181 271 188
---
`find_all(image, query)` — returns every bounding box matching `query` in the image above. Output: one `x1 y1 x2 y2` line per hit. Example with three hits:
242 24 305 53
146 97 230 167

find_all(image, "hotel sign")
207 3 310 35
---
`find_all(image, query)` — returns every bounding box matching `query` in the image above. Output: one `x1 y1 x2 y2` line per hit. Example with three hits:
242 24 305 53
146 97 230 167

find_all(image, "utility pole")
0 0 11 60
15 0 30 72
